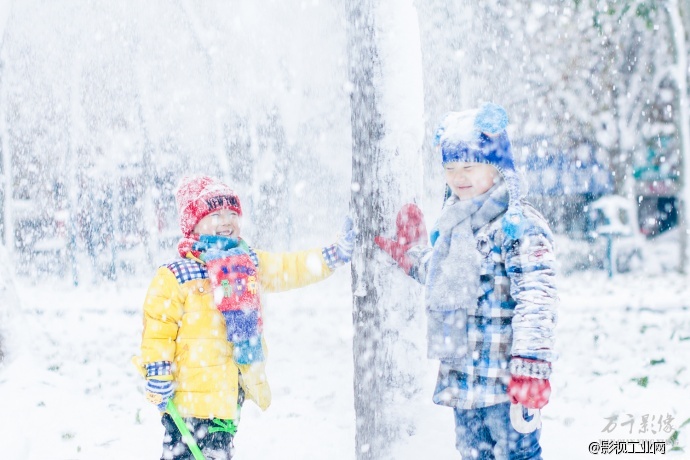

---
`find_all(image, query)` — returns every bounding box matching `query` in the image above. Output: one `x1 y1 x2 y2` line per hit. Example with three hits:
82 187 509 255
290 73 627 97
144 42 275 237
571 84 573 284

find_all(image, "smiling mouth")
216 230 234 236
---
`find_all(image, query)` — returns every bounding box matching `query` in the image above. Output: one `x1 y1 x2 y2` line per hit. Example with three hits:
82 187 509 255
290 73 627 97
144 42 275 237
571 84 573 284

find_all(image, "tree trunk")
667 0 690 273
253 108 290 251
0 75 12 254
132 32 158 269
0 0 19 355
416 1 465 209
0 0 13 255
346 0 425 458
176 0 231 180
64 56 82 286
0 242 19 364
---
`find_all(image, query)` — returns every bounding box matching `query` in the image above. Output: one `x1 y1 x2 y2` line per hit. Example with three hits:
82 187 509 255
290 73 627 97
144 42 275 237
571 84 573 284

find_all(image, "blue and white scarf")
426 183 509 363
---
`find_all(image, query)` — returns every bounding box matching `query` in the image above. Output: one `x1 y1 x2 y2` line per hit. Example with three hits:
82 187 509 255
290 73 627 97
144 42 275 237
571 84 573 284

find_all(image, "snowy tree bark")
130 22 157 269
0 1 13 254
224 112 255 216
253 108 291 251
346 0 425 458
64 56 84 286
0 1 18 360
416 1 464 208
666 0 690 273
0 242 20 364
0 69 12 253
175 0 232 180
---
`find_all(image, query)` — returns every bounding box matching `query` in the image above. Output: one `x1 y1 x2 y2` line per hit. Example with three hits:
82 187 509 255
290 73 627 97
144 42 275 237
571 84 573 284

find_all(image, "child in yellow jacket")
133 175 353 460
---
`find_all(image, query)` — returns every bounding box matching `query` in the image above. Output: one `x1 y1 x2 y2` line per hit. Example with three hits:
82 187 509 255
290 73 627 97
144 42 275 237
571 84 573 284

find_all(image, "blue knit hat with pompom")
434 102 525 239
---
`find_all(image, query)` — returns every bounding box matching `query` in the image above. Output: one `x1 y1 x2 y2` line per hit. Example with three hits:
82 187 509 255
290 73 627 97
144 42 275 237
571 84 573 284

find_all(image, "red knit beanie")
175 175 242 237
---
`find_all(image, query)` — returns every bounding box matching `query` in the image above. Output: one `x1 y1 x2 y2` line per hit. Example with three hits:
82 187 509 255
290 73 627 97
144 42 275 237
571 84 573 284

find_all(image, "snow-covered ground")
1 250 689 459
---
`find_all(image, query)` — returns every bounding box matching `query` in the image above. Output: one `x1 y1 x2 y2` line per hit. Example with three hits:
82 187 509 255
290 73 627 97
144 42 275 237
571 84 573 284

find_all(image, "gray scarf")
426 183 509 362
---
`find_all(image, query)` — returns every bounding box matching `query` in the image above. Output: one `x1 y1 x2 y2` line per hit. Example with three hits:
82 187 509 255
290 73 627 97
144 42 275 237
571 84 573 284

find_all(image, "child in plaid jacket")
376 104 557 459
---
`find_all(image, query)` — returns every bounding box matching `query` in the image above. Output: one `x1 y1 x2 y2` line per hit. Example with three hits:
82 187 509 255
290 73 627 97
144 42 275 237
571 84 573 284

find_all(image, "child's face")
193 209 241 238
444 162 500 200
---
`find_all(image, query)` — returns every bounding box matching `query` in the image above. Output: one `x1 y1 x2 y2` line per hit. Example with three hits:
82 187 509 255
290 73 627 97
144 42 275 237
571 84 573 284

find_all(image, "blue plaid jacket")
407 202 558 409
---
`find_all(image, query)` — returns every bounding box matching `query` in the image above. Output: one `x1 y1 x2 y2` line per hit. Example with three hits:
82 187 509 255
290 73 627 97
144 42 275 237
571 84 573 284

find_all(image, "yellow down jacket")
133 247 333 420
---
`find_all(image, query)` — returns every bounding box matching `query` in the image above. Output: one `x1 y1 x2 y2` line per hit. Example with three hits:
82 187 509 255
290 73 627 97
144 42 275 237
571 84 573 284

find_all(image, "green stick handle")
166 400 206 460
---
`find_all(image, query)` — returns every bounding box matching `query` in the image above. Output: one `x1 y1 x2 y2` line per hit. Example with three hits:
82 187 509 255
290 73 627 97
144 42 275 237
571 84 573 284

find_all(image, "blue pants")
454 403 542 460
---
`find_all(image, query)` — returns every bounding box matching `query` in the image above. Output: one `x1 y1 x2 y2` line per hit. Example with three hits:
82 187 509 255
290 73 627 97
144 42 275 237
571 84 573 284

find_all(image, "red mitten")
374 203 427 273
507 357 552 409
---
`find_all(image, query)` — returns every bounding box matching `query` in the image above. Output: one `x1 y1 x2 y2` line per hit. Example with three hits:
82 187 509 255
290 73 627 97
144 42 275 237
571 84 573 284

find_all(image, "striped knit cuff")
322 244 344 271
146 361 173 380
510 357 551 380
247 247 259 267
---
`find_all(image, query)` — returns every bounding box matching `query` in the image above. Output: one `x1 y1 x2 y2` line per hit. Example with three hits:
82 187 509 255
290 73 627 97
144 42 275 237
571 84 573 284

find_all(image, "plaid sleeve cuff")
146 361 173 380
322 244 344 271
510 357 551 379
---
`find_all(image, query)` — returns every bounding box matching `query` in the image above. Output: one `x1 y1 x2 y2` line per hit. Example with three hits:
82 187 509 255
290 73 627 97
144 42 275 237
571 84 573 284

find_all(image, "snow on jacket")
407 201 558 409
134 246 333 420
